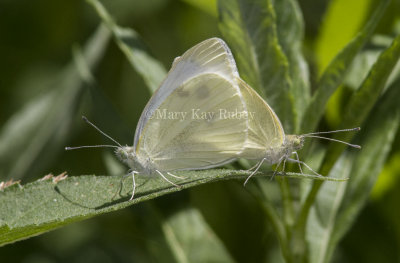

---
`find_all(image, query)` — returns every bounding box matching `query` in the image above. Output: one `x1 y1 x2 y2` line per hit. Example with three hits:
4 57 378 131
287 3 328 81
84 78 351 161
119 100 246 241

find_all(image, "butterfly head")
115 146 137 168
285 135 305 153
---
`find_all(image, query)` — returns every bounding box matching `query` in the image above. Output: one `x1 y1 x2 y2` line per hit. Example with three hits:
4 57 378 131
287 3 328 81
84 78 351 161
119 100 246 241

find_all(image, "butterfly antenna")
303 135 361 149
65 145 118 150
65 116 123 151
302 127 360 136
81 116 122 147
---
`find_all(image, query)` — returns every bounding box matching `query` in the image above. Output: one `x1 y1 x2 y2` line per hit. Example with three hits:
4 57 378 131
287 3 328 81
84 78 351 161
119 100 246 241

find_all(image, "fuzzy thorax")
115 146 156 175
263 134 304 164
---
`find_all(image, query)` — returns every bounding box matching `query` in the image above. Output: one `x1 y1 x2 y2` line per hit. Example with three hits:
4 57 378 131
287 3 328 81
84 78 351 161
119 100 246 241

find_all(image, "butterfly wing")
135 73 247 171
134 38 239 150
237 78 285 160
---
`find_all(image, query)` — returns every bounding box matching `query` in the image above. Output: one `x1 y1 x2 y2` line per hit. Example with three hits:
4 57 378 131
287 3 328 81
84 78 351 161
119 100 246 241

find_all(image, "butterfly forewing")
136 73 247 171
133 38 240 150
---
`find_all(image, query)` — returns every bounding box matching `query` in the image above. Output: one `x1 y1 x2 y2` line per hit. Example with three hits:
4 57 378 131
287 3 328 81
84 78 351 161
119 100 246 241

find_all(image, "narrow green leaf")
306 154 353 263
343 35 395 89
0 170 237 246
297 32 400 261
218 0 295 132
321 33 400 175
327 81 400 262
0 169 344 247
190 180 275 262
307 80 400 263
300 0 390 134
87 0 167 93
0 25 110 181
146 205 236 263
273 0 310 131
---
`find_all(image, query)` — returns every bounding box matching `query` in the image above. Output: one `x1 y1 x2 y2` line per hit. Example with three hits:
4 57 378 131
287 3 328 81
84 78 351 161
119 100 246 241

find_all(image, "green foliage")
1 0 400 262
307 78 400 263
301 0 390 134
218 0 296 132
0 169 340 247
86 0 167 93
0 25 111 181
0 169 252 247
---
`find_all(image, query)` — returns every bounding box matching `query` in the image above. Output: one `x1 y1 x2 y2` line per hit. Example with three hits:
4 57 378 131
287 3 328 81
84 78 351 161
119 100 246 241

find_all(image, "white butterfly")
67 38 250 199
235 78 360 184
67 37 360 199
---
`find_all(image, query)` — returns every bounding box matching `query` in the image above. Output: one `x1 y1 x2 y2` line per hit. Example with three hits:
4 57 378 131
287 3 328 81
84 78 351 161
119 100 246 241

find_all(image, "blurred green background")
1 0 400 262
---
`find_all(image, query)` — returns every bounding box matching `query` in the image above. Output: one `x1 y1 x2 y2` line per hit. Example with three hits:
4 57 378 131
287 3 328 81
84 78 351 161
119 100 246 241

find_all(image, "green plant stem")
294 180 321 260
248 181 292 263
277 177 295 231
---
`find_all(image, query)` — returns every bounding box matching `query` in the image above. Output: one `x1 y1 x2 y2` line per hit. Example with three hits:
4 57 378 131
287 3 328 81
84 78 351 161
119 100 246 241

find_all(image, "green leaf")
0 25 110 181
0 169 344 247
306 154 353 263
321 33 400 175
297 31 400 263
218 0 295 132
343 35 394 90
0 170 235 246
307 79 400 263
190 180 273 262
329 82 400 261
300 0 390 134
145 205 236 263
87 0 167 93
272 0 310 131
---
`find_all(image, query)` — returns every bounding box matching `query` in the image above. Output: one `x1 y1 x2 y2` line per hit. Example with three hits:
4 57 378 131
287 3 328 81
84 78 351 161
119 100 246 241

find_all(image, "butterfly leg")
244 158 266 186
167 172 186 180
247 162 262 171
272 157 285 180
293 151 303 174
129 171 139 201
287 158 322 177
281 158 287 173
111 171 138 200
156 170 181 188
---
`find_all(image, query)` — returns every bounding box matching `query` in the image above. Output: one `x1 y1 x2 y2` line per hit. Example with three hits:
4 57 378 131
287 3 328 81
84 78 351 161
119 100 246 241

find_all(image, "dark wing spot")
196 85 210 99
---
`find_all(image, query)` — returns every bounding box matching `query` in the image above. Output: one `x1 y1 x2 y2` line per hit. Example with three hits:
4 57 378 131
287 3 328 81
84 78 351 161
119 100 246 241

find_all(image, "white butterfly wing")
135 73 247 171
237 78 285 160
134 38 239 150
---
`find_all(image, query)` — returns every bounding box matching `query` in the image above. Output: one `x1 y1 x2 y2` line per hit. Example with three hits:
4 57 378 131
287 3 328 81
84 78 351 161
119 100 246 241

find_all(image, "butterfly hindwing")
237 78 285 160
